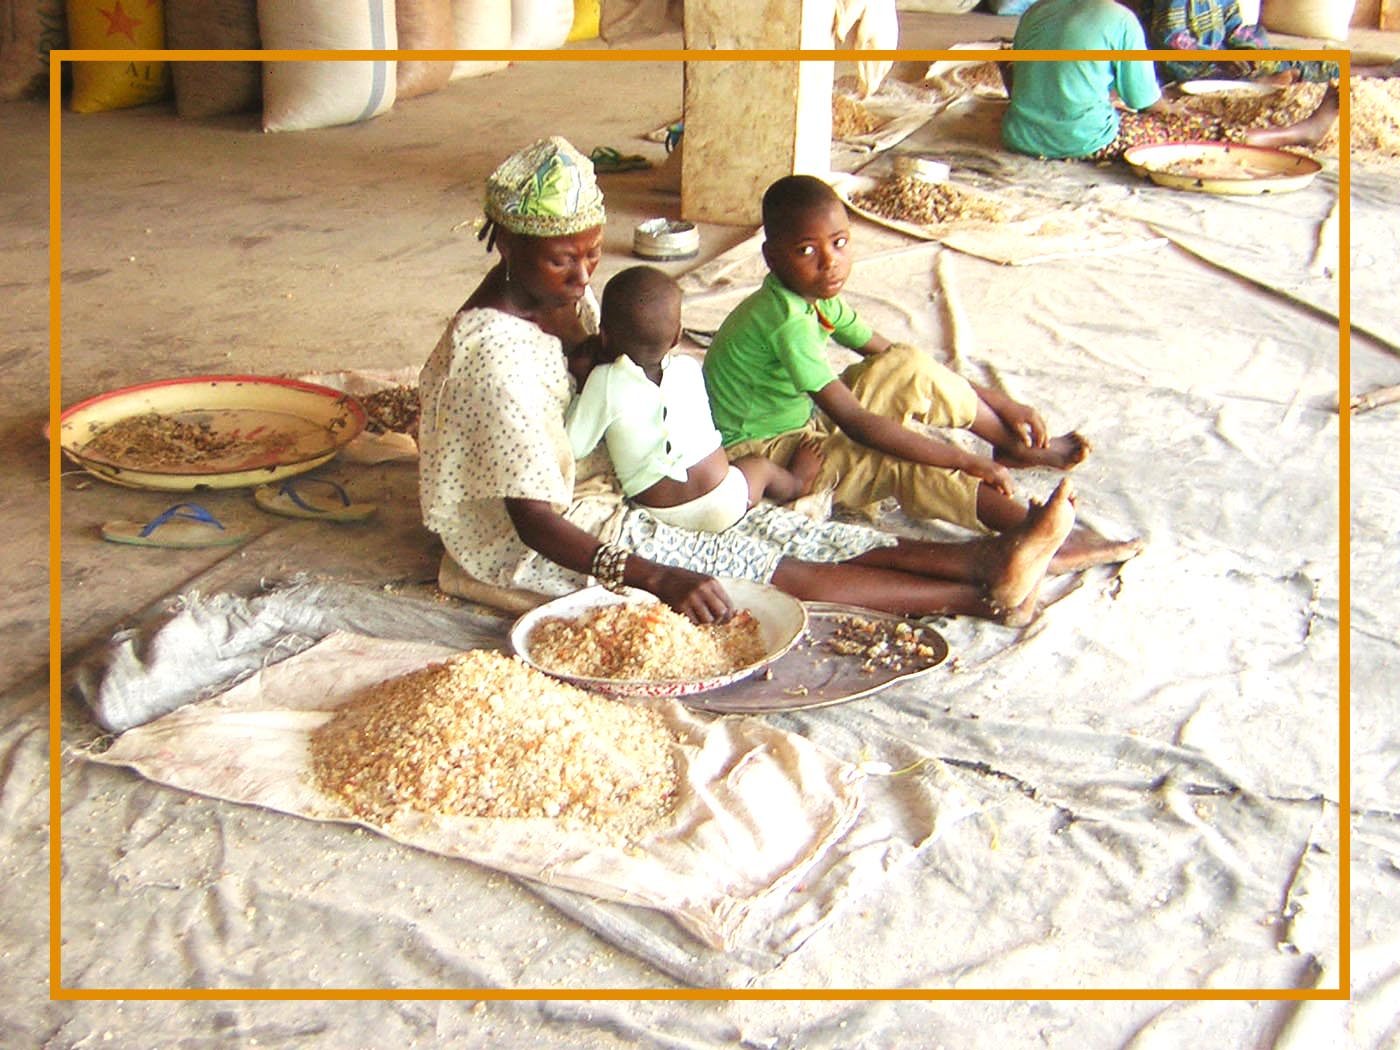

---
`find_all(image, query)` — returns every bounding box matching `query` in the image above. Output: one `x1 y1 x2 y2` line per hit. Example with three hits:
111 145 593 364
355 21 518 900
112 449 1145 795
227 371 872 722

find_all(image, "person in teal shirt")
1001 0 1342 160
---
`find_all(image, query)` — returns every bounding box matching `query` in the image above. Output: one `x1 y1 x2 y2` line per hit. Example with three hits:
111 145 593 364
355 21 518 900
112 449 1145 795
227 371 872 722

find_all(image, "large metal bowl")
510 578 808 699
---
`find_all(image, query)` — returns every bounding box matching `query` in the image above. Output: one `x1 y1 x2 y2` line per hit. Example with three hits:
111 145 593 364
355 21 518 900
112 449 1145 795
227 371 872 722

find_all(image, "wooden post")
681 0 836 226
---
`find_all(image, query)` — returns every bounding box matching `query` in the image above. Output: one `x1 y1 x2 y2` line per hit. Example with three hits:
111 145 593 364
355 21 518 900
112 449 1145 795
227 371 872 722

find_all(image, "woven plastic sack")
1261 0 1357 38
396 0 454 99
258 0 398 132
510 0 572 48
449 0 510 80
67 0 170 113
1 0 65 101
166 0 261 118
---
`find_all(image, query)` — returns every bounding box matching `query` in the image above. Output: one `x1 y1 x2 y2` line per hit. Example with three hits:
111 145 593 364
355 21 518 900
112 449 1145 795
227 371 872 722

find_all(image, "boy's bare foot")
985 479 1076 611
788 436 826 497
1047 525 1145 575
993 431 1091 472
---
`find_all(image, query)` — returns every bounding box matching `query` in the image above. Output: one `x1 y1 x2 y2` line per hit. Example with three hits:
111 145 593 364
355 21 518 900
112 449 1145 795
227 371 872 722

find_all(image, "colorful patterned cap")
484 136 607 237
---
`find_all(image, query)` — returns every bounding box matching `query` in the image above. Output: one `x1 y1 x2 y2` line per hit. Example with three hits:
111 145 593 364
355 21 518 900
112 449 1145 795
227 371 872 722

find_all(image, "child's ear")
761 239 774 269
670 319 683 349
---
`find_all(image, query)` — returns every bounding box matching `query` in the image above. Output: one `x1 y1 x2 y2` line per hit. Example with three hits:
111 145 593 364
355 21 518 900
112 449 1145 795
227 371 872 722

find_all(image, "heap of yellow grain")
310 650 680 842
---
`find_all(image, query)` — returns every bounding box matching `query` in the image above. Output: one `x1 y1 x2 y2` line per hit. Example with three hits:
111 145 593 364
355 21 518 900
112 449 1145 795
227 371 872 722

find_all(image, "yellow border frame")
49 45 1352 1002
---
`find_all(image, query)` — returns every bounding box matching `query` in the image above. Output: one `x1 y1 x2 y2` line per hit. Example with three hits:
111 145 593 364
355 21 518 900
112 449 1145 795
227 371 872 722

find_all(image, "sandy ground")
5 13 1400 1049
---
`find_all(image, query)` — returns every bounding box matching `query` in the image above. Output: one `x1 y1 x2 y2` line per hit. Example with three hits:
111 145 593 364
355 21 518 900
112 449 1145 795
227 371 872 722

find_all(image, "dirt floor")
6 11 1400 1049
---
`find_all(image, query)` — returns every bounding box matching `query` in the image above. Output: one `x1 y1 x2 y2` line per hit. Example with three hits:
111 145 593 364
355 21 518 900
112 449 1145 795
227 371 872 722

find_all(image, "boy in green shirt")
703 174 1140 571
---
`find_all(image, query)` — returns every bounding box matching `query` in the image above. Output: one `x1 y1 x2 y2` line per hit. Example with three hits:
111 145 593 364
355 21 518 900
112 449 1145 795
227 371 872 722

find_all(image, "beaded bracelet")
590 542 631 594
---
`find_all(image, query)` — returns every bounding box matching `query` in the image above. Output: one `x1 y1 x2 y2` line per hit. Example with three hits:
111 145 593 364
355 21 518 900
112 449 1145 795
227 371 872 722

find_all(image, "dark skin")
761 197 1136 575
476 226 736 623
472 225 1087 624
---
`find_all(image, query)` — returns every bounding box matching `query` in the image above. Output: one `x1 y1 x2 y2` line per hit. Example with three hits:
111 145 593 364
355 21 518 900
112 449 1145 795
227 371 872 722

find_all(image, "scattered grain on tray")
833 93 886 138
851 174 1009 226
359 385 420 437
80 411 283 468
528 603 766 681
824 615 943 673
309 649 679 842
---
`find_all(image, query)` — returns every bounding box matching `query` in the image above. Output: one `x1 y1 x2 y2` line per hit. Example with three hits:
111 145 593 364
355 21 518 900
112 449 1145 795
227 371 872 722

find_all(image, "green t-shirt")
703 273 874 447
1001 0 1162 159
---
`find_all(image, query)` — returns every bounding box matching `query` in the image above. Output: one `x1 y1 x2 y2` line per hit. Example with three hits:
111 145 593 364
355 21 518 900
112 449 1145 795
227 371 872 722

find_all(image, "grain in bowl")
527 602 768 682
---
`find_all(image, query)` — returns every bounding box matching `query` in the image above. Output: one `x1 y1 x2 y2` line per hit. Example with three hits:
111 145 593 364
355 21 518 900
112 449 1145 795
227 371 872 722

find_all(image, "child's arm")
970 381 1048 449
850 332 893 357
812 379 1015 496
564 368 613 460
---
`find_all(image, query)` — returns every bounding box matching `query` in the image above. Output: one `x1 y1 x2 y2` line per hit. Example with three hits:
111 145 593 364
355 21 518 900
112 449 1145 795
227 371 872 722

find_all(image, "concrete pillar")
681 0 835 226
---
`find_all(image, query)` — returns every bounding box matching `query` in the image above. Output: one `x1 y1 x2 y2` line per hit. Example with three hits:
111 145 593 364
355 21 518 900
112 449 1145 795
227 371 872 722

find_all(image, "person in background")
1147 0 1399 86
999 0 1342 161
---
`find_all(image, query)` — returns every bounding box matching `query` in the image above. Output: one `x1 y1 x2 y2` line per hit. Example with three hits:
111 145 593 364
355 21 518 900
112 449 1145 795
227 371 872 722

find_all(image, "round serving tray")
1123 141 1322 196
59 374 366 491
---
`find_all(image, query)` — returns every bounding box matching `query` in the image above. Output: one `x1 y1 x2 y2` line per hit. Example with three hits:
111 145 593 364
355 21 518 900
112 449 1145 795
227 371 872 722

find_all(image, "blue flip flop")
101 503 248 548
254 477 377 523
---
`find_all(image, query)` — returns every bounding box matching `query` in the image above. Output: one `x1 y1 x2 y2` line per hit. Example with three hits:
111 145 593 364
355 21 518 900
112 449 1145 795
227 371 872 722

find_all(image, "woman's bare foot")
1243 83 1339 149
993 431 1092 472
787 436 826 497
998 580 1042 628
1048 524 1145 575
985 479 1076 611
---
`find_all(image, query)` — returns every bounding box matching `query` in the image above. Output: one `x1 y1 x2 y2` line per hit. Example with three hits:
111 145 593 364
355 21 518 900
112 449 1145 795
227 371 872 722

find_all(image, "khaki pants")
725 344 985 531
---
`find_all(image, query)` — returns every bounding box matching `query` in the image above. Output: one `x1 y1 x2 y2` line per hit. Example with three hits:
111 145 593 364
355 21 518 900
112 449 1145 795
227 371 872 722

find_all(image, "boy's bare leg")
786 437 825 495
976 483 1144 573
968 400 1091 472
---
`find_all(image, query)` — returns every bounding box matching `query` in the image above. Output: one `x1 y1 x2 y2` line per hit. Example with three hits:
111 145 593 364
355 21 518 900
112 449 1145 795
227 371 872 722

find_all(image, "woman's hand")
642 563 735 624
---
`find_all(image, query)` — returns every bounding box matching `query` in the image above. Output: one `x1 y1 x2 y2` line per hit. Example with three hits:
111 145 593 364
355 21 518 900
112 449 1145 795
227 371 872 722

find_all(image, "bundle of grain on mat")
309 650 680 841
851 174 1009 226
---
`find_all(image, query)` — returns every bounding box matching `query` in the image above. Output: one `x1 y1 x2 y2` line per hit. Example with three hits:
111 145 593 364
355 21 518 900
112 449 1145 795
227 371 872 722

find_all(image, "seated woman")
418 137 1089 625
1149 0 1336 85
1148 0 1399 86
1000 0 1342 162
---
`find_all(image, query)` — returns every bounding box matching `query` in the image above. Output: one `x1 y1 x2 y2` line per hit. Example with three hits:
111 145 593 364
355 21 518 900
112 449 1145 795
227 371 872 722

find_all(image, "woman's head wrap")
484 136 607 238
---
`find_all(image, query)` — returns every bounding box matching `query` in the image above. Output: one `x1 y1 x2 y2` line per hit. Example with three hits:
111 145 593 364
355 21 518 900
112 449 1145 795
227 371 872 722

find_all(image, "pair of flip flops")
100 478 375 549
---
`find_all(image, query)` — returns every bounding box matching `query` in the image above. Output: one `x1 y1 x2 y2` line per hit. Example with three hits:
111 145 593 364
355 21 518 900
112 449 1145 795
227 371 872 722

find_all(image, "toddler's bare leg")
975 482 1144 574
736 441 825 506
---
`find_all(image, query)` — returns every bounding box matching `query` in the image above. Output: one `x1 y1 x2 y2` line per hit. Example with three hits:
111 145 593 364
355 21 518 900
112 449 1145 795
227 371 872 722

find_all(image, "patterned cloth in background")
1149 0 1340 84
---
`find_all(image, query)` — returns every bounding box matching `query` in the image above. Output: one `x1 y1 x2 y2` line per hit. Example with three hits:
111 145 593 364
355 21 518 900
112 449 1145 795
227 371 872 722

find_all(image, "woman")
418 137 1086 625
